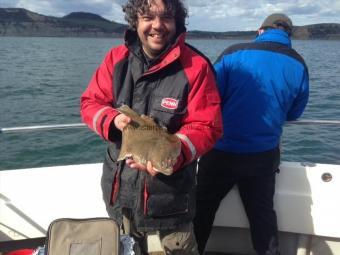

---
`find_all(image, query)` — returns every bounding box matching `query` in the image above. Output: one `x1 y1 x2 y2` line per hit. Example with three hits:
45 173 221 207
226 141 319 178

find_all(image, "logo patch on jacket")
161 98 179 110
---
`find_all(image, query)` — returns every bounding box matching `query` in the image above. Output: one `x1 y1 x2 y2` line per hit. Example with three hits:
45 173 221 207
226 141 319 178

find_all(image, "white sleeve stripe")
175 133 196 161
93 106 111 134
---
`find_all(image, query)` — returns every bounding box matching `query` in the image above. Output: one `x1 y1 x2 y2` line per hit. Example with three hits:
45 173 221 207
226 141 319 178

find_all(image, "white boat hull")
1 161 339 253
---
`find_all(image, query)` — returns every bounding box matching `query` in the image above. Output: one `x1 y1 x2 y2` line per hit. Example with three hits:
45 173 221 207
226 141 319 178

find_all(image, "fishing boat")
1 121 340 255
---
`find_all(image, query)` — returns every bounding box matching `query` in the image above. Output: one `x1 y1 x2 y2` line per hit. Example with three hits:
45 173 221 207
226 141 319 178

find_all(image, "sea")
0 37 340 171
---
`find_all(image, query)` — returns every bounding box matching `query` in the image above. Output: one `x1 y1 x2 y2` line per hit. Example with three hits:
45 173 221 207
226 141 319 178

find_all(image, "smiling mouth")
150 33 165 39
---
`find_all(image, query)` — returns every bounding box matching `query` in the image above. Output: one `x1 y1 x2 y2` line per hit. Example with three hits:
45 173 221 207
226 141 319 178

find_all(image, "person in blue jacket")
193 13 309 255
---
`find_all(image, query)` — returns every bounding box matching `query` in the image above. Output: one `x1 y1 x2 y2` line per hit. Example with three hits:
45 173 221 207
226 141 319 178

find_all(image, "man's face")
137 0 176 59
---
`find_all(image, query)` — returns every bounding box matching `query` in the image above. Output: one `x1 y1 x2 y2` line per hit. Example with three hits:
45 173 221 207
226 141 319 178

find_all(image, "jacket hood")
255 29 292 48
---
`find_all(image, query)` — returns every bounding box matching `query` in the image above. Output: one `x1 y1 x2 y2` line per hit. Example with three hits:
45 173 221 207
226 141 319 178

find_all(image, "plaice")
117 105 181 175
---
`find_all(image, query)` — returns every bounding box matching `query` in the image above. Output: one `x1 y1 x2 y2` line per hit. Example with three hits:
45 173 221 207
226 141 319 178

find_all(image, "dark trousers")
193 148 280 255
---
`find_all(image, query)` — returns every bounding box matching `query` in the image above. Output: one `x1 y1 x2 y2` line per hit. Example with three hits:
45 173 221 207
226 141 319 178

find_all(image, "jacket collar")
255 29 292 48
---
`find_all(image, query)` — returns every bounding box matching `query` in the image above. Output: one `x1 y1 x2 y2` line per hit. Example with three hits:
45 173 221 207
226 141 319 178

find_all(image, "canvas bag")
45 218 120 255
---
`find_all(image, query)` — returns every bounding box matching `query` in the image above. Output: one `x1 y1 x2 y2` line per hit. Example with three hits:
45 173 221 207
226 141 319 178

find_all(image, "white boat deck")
1 161 340 254
1 161 340 239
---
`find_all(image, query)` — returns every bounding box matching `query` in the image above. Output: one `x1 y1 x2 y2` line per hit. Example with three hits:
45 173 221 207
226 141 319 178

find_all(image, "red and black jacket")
80 30 222 231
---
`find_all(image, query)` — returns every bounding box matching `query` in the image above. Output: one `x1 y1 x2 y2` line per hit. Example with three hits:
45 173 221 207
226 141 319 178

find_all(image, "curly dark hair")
122 0 188 33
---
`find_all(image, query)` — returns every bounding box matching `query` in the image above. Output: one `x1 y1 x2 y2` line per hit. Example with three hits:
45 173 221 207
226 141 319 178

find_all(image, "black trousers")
193 148 280 255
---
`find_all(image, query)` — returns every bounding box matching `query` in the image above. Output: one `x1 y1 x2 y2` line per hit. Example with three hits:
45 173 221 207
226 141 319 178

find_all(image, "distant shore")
1 8 340 40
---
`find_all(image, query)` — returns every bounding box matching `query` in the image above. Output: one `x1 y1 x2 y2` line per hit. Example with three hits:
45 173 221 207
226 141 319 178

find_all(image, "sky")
1 0 340 32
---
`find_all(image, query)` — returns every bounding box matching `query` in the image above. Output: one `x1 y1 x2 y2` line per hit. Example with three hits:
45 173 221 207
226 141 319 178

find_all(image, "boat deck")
0 238 244 255
1 162 340 254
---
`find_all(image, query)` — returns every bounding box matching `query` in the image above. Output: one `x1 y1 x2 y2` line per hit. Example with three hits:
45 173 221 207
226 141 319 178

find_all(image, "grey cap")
260 13 293 34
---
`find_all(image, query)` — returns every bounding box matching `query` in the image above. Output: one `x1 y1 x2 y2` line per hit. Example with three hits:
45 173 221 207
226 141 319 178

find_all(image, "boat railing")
0 123 86 133
1 119 340 134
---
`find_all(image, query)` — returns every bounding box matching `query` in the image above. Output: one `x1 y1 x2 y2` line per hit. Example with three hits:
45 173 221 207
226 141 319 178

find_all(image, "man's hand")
114 113 131 131
125 159 159 176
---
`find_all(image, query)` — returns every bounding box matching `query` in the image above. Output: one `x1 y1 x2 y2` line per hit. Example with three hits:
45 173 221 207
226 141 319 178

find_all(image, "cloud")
0 0 20 6
1 0 340 31
188 0 340 31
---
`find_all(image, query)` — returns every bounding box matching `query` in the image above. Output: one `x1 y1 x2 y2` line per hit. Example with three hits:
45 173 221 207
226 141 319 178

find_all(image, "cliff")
293 23 340 39
1 8 340 39
0 8 126 37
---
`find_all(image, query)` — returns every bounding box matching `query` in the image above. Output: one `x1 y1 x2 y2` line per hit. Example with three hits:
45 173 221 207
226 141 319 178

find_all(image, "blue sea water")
0 37 340 170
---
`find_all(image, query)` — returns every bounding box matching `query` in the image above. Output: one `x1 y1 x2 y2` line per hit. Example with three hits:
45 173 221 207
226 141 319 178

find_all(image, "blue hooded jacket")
214 29 309 153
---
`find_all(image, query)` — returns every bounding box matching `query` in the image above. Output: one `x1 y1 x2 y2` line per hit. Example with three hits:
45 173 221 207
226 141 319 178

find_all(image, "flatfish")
117 105 181 175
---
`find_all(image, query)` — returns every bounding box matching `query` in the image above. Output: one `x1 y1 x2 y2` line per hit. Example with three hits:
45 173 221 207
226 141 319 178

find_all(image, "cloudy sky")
1 0 340 31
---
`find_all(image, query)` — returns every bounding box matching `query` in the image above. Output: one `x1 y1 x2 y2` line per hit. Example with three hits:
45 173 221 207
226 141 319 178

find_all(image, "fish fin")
117 104 140 119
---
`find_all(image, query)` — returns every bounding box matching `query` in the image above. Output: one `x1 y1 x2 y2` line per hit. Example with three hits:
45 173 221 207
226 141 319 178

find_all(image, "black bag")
45 218 120 255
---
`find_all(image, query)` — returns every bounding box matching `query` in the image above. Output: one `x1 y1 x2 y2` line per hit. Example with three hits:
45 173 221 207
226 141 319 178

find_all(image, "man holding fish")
80 0 222 254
